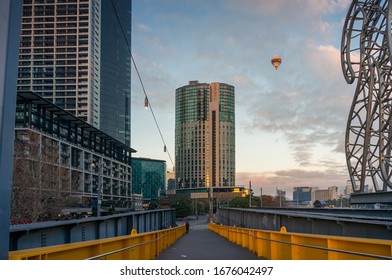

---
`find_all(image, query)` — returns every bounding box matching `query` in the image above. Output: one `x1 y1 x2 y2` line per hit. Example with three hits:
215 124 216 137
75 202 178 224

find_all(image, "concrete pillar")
0 0 22 260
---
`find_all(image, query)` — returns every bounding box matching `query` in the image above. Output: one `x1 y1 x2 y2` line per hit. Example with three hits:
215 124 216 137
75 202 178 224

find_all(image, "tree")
251 195 261 207
261 195 281 207
170 198 192 218
192 200 206 215
229 197 249 208
11 131 79 224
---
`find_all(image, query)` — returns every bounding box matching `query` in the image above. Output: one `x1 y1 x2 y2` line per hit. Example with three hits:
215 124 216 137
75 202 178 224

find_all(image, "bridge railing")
9 225 186 260
209 223 392 260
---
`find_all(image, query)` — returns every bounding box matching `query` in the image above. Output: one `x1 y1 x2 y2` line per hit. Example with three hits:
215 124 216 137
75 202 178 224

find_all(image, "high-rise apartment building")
175 81 235 190
17 0 131 145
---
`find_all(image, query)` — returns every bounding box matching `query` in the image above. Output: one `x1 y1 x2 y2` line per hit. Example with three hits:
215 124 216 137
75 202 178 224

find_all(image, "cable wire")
110 0 175 168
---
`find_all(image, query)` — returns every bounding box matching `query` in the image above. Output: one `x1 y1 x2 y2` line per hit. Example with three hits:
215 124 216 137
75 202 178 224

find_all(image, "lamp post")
276 176 282 208
208 186 213 222
129 164 133 210
97 165 102 216
249 180 252 208
260 187 263 207
279 190 282 208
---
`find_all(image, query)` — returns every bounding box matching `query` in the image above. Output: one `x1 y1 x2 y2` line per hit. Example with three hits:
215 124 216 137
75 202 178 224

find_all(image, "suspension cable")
110 0 175 168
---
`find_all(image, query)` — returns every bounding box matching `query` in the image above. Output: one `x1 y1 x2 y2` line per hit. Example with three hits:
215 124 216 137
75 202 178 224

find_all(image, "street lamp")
260 187 263 207
208 186 213 222
276 176 282 208
129 164 133 210
249 180 252 208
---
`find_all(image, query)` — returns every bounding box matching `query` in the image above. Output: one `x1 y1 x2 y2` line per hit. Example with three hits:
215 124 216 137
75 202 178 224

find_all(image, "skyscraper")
175 81 235 190
17 0 131 145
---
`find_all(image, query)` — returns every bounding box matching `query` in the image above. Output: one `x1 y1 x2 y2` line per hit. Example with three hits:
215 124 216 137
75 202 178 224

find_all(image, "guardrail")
9 225 186 260
208 223 392 260
10 208 177 251
216 208 392 239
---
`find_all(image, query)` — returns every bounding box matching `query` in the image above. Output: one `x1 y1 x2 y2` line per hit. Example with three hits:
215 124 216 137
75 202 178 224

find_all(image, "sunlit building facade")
312 186 339 202
17 0 132 145
175 81 235 190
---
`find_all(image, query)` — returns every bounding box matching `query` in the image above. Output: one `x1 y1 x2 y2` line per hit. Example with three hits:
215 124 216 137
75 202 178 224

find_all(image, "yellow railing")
208 223 392 260
9 225 186 260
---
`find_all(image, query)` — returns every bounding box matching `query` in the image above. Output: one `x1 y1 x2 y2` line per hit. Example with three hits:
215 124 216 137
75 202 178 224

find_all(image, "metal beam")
9 209 177 251
350 191 392 204
0 0 22 260
217 208 392 239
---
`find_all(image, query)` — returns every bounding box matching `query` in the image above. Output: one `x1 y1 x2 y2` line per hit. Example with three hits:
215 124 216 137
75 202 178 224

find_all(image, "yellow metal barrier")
208 223 392 260
9 225 186 260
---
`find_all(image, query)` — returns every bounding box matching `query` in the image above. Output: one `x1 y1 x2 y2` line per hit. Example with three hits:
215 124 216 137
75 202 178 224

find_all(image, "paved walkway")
156 216 264 260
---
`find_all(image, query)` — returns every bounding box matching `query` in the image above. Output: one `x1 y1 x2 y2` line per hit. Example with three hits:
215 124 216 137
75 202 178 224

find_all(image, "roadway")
156 215 264 260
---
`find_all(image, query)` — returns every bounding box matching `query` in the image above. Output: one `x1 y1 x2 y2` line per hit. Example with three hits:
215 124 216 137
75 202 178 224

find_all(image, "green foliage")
193 200 207 215
227 195 281 208
170 198 192 218
261 195 282 207
251 196 261 207
229 197 249 208
326 198 350 207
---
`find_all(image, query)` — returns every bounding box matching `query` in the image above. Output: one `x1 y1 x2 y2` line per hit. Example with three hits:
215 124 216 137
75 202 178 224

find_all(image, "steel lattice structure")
341 0 392 193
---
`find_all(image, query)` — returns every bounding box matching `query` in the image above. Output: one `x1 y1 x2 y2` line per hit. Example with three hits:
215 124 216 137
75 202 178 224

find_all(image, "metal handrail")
85 227 181 260
219 226 392 260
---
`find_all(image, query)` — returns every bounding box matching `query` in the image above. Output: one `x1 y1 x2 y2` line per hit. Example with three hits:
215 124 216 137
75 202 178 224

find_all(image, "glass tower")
17 0 131 145
175 81 235 190
131 157 166 200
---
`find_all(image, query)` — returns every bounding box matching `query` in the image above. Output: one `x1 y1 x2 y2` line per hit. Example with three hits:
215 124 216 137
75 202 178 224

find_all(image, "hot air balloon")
271 55 282 70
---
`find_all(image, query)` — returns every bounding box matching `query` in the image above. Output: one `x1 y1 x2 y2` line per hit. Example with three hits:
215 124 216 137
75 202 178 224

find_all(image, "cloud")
242 41 353 166
226 0 350 17
236 165 348 196
131 0 354 183
136 23 152 32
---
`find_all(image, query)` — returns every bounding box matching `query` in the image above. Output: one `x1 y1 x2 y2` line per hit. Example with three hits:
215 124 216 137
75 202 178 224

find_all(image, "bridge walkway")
156 216 264 260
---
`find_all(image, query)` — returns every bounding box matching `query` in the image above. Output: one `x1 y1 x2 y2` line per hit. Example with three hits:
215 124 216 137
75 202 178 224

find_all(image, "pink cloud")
236 167 348 196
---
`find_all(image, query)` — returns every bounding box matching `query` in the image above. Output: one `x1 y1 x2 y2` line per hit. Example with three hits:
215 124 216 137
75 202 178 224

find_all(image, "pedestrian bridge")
8 217 392 260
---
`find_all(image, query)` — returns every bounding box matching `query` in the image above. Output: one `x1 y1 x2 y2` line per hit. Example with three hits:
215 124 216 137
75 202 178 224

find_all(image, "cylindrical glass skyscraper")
175 81 235 190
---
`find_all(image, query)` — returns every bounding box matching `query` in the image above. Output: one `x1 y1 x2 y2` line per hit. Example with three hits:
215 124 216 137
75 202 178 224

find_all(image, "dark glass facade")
131 157 166 200
100 0 131 145
293 187 312 202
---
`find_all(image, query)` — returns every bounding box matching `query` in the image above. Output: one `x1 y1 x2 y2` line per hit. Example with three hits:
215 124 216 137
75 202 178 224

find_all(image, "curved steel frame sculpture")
341 0 392 193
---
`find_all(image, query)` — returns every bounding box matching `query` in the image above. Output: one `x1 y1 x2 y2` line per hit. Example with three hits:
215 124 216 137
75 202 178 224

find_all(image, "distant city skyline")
130 0 353 196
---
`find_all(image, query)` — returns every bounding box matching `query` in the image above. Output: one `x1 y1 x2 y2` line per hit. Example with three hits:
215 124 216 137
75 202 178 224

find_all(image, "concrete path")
156 216 264 260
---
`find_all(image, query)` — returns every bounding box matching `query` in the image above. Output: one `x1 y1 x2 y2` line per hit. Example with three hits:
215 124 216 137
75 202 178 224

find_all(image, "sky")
130 0 354 197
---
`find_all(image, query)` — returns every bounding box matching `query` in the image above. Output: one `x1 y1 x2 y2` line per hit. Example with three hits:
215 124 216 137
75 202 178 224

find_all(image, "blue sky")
130 0 353 197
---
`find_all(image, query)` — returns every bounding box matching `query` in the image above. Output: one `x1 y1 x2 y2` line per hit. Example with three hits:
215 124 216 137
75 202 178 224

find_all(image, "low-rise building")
131 157 166 204
14 92 136 210
312 186 339 202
